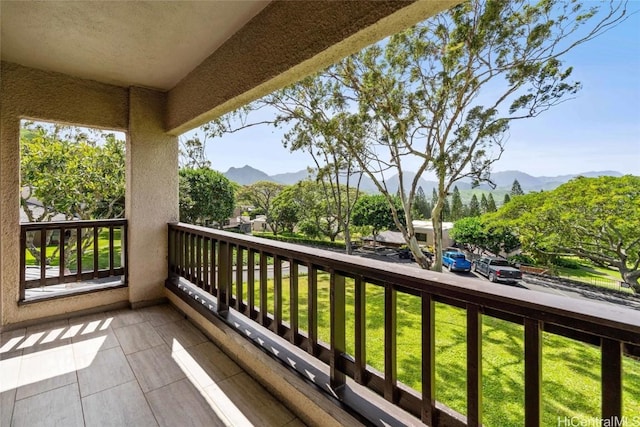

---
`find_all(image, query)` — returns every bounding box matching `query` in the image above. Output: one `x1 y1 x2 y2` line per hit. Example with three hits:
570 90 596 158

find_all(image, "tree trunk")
620 268 640 293
344 227 353 255
407 236 431 269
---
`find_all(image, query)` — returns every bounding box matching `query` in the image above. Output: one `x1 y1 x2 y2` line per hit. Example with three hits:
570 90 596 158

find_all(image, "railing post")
203 237 209 292
524 318 542 427
421 292 436 425
307 264 318 356
354 275 366 384
247 249 255 318
384 283 397 402
467 303 483 427
601 338 622 425
40 228 47 286
289 261 299 345
217 240 230 316
93 226 99 278
235 246 244 311
20 226 27 301
330 270 346 391
259 251 269 327
273 255 283 335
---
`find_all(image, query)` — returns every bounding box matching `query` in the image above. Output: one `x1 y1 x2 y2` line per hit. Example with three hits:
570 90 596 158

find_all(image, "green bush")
552 257 582 269
508 253 536 265
253 232 346 250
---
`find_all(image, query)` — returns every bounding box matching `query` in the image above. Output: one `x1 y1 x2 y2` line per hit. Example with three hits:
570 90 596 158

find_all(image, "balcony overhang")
1 1 461 135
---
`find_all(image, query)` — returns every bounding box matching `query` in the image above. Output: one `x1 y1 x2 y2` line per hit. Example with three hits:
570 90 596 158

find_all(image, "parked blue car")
442 251 472 272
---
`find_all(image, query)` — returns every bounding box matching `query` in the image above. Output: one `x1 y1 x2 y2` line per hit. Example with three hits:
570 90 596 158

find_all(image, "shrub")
552 257 582 269
253 232 346 250
508 254 536 265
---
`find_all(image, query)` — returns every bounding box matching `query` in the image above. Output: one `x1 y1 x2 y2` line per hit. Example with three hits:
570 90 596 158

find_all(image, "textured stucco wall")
0 63 131 327
126 88 179 305
166 0 460 134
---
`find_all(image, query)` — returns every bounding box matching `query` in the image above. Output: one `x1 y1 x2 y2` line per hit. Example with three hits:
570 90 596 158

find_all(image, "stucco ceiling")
0 1 270 91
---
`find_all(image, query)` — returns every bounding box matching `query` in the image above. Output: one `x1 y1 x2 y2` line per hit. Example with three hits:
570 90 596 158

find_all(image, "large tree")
236 181 285 232
490 176 640 291
352 194 402 246
206 0 628 270
179 168 235 227
20 122 126 266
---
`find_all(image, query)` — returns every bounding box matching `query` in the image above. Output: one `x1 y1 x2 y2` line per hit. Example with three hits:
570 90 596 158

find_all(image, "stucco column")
0 115 21 326
126 87 178 305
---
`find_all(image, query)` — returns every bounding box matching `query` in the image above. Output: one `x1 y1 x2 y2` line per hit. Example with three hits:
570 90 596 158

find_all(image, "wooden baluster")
384 283 397 402
467 304 482 427
524 318 542 427
330 270 346 391
354 275 366 384
421 292 436 425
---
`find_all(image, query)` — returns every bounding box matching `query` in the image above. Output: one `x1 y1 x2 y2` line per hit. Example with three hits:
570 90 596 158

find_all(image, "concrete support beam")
126 88 179 305
166 0 459 134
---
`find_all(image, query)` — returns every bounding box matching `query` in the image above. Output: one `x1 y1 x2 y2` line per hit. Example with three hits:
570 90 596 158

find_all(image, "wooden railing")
166 222 640 426
20 219 127 300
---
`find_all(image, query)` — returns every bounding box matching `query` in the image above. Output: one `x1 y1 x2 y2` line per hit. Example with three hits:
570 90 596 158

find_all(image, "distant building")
412 220 455 248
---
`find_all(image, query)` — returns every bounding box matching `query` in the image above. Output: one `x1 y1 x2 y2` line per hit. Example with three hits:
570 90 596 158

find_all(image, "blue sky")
185 4 640 178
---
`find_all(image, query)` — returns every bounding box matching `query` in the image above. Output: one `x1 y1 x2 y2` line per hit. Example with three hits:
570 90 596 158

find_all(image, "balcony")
3 221 639 426
163 222 640 426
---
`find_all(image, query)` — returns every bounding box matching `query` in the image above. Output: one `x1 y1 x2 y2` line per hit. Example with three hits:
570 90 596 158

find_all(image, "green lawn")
25 228 123 271
553 261 633 294
231 270 640 427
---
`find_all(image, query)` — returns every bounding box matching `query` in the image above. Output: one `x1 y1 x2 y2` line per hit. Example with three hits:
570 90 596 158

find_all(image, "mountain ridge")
222 165 624 193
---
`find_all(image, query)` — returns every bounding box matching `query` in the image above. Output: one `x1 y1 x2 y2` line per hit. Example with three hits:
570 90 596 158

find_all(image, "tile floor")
0 304 306 427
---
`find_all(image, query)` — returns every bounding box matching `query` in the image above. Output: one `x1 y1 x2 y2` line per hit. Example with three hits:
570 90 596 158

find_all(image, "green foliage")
20 123 125 221
468 194 481 217
552 257 582 270
412 186 431 219
237 181 285 232
450 186 465 221
503 193 511 205
486 193 497 212
351 194 402 234
480 193 489 214
508 253 536 266
206 0 628 269
490 176 640 290
178 168 235 227
511 179 524 197
252 232 346 250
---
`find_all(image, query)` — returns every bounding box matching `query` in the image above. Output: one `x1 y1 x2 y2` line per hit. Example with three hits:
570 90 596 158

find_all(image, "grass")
25 228 123 271
552 259 634 294
229 269 640 426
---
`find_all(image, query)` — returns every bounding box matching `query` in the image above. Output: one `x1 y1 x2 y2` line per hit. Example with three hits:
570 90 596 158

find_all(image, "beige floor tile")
147 378 226 427
108 309 147 329
139 305 184 327
82 380 158 427
16 345 77 400
127 343 186 392
76 346 135 397
21 319 71 355
0 352 21 393
72 326 120 355
1 389 16 427
12 383 84 427
113 321 164 354
214 372 297 427
154 319 208 349
1 328 26 357
173 341 242 388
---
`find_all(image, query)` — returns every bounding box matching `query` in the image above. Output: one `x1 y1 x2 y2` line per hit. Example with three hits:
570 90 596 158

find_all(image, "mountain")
270 170 313 184
223 165 271 185
223 165 625 192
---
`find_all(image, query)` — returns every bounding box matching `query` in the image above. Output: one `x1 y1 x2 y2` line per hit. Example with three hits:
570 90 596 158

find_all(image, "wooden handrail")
20 219 127 301
166 222 640 426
